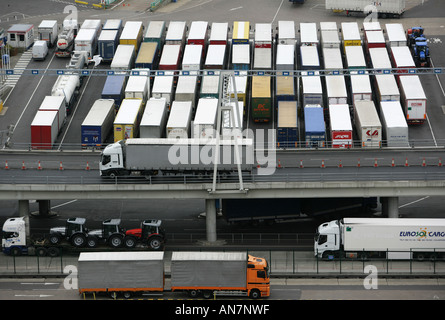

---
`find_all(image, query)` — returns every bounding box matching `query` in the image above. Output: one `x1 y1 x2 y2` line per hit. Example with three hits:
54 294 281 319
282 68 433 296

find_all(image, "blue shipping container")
304 105 326 148
277 101 298 148
98 30 119 62
101 76 127 108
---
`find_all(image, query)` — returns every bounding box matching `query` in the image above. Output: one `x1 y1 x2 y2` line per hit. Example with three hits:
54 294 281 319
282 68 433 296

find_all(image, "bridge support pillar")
205 199 217 242
382 197 399 218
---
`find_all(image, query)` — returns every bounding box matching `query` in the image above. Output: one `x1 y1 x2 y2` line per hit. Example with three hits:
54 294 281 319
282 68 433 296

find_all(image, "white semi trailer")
315 218 445 260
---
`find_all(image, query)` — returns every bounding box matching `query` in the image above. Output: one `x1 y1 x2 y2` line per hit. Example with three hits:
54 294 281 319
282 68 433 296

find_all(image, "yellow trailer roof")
252 76 271 97
233 21 250 40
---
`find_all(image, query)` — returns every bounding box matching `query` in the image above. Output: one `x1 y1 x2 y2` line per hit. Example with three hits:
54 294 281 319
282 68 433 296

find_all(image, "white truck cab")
2 217 27 255
100 141 124 176
314 219 341 259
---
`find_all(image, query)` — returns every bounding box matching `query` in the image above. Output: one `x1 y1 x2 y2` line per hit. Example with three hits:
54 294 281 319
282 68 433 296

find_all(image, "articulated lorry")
315 218 445 260
78 251 270 299
326 0 405 18
1 217 165 256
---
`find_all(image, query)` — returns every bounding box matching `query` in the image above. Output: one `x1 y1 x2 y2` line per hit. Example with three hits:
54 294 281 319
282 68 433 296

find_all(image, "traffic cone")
59 161 64 171
338 159 343 168
22 161 26 170
439 158 442 167
37 161 42 170
357 158 361 168
277 159 282 169
86 161 90 171
405 158 409 167
422 158 426 167
321 159 325 168
374 158 378 168
391 158 395 167
5 161 9 170
300 160 304 169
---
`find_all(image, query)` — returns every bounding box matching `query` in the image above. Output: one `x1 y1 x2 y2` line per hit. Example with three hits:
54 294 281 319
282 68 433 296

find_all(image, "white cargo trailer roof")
114 99 142 124
103 19 122 30
278 21 296 42
255 23 271 42
120 21 143 40
363 21 381 31
38 20 57 29
354 101 381 127
152 75 174 93
31 110 58 126
232 44 250 64
326 75 347 98
209 22 228 42
375 74 400 97
79 251 164 261
329 104 352 131
300 23 318 44
253 47 272 69
82 99 115 126
380 101 408 127
145 21 165 39
99 29 118 41
323 48 343 70
276 44 295 68
366 30 385 44
39 96 65 110
391 46 415 67
321 30 340 46
341 22 361 41
188 21 208 40
399 75 427 100
75 28 96 41
194 98 218 124
301 72 322 94
183 45 203 66
80 19 101 30
344 218 445 227
300 46 319 67
369 48 392 69
320 22 337 31
166 21 186 41
111 45 135 68
176 75 197 94
125 75 149 94
159 44 181 65
350 74 372 94
205 44 226 66
167 101 192 128
140 98 167 126
385 23 406 43
345 46 366 68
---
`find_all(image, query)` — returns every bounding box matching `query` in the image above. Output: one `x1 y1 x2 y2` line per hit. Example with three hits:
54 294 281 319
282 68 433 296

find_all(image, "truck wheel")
86 236 98 248
203 291 213 299
36 247 47 257
188 290 200 298
249 289 261 299
109 234 123 248
49 234 61 245
71 234 86 247
47 247 60 257
124 236 137 248
149 236 163 250
123 292 132 299
10 247 21 256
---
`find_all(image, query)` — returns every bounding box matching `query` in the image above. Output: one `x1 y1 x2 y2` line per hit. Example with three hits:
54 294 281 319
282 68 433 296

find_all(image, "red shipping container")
31 110 58 150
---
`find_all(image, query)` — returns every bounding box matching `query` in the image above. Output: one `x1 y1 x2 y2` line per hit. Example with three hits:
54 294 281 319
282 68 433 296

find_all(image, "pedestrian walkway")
2 48 32 88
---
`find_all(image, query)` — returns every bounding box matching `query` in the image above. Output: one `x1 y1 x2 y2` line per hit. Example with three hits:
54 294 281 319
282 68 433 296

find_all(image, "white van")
32 40 48 60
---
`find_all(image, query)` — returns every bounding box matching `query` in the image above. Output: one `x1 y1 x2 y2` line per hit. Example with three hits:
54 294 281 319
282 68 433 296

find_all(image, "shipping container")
187 21 209 46
209 22 228 45
222 101 244 140
140 98 168 138
350 73 372 104
354 100 382 148
390 46 415 73
320 22 337 31
341 22 361 48
80 19 102 32
300 45 320 70
37 20 58 47
113 99 143 141
175 75 198 108
363 21 381 32
232 44 250 70
345 46 366 69
135 42 158 69
276 44 295 72
322 48 343 72
380 100 409 147
251 76 271 122
182 44 202 71
120 21 143 51
254 23 272 48
232 21 250 44
193 98 218 139
304 105 326 148
276 76 295 101
253 47 272 71
103 19 123 32
374 74 400 102
101 75 126 107
300 23 318 46
98 29 119 62
320 30 341 49
166 101 193 139
81 99 115 147
151 75 175 105
144 21 165 44
278 21 296 45
159 44 181 70
200 75 220 99
125 75 150 102
365 30 386 49
74 28 98 58
204 44 226 69
30 110 59 150
385 23 406 47
110 44 135 70
326 75 348 105
165 21 187 45
369 47 392 70
277 101 298 148
399 75 427 124
329 104 353 148
301 72 323 107
38 96 66 131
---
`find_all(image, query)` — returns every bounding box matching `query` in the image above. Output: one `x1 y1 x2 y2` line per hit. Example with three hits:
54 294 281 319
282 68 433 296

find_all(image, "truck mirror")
257 270 266 279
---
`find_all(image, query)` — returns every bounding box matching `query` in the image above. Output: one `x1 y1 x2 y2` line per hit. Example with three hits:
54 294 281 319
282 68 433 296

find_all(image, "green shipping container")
251 76 271 122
